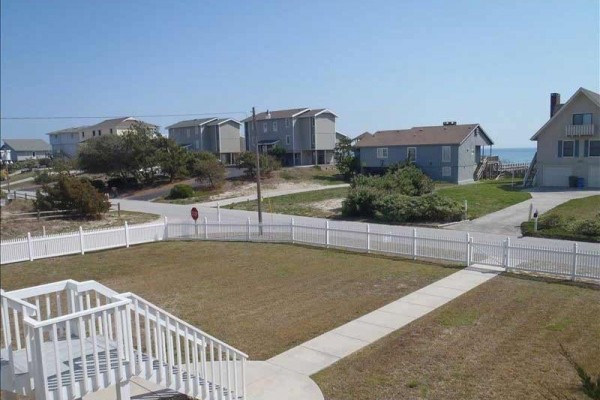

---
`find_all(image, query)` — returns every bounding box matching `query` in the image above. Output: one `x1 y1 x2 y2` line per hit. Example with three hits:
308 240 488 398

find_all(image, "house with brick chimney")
528 87 600 188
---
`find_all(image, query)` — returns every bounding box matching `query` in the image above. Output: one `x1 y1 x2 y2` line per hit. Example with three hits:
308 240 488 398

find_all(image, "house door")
475 146 481 164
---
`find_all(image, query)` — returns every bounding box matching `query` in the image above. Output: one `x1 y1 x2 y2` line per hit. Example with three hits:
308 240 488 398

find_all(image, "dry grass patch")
313 275 600 400
0 241 455 359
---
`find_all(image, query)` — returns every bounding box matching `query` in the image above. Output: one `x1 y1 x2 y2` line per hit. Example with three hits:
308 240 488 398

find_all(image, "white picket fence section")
1 218 599 282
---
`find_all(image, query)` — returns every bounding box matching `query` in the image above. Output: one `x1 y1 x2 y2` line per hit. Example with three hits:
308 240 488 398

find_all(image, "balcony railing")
565 124 595 136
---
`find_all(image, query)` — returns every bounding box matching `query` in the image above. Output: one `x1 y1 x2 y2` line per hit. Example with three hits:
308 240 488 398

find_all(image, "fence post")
246 218 251 241
506 237 511 270
79 226 85 255
325 221 330 248
465 233 471 267
571 242 578 281
204 216 208 240
412 228 417 260
163 216 168 240
463 200 468 221
290 218 295 243
366 224 371 253
528 203 533 221
117 202 121 218
124 221 130 248
27 232 34 261
217 202 221 223
37 210 40 221
42 226 46 237
24 193 27 201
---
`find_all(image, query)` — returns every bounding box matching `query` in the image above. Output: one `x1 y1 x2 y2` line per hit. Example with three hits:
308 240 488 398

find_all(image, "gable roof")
2 139 51 152
531 87 600 140
241 108 310 122
165 118 218 129
47 126 90 135
297 108 339 118
46 117 157 135
355 124 493 148
353 131 373 142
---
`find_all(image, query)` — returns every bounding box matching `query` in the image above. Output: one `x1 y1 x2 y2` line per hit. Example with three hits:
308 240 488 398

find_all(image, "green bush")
238 152 281 179
571 219 600 237
374 193 463 223
169 184 195 199
34 171 55 184
34 175 110 219
350 164 433 196
539 214 564 229
341 187 381 218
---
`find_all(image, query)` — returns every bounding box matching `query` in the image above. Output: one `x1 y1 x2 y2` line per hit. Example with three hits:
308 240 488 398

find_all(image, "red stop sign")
191 207 199 221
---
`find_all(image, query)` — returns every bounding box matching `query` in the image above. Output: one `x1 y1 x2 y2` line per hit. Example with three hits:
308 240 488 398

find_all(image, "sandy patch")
308 198 344 213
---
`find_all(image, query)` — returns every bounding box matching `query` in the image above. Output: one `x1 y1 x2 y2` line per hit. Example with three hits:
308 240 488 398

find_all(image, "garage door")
589 165 600 188
542 166 572 187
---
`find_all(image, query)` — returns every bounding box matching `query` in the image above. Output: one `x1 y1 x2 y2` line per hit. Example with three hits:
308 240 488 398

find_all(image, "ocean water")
492 147 536 164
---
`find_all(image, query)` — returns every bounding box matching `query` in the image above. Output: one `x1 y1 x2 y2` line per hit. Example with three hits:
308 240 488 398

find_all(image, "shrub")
34 171 55 184
34 175 110 219
350 164 433 196
571 219 600 237
189 152 226 189
342 187 381 218
238 152 281 179
90 179 106 192
38 158 53 168
539 214 564 229
268 145 287 162
169 184 195 199
374 193 463 223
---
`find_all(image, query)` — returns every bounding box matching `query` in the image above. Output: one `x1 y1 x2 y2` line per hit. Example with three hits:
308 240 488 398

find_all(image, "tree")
237 151 281 179
268 144 286 162
189 151 226 189
34 175 110 219
156 137 189 182
334 137 359 181
122 123 161 184
78 134 131 180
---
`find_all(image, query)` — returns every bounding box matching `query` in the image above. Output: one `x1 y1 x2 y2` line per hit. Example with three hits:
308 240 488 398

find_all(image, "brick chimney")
550 93 561 117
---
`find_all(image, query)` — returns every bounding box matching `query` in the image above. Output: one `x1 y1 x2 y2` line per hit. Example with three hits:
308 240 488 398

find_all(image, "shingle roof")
355 124 492 147
47 126 90 134
47 117 157 135
2 139 51 152
241 108 310 122
165 118 218 129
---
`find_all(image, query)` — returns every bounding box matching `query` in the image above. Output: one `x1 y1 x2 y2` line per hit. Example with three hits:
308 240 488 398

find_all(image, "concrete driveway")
445 189 600 236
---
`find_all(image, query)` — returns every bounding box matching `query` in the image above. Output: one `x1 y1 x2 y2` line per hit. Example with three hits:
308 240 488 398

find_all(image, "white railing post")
246 218 251 241
79 226 85 255
325 221 330 248
163 216 169 240
366 224 371 253
204 216 208 240
124 221 130 248
27 232 34 261
571 242 578 280
290 218 295 243
412 228 417 260
465 233 471 266
506 237 511 270
217 202 221 223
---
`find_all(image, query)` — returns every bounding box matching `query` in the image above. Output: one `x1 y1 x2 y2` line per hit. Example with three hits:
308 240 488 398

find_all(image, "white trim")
531 87 600 140
313 109 339 118
291 108 310 118
273 121 278 132
376 147 388 159
263 122 268 133
217 118 241 126
442 145 451 163
407 147 417 162
562 140 575 157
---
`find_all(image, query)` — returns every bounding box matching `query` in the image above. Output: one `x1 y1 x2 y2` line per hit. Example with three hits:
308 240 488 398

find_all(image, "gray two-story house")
242 108 338 166
355 122 494 184
166 118 242 164
530 88 600 188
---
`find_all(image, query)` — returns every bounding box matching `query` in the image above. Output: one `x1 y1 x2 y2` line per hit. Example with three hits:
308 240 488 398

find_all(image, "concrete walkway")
198 183 349 207
446 188 600 236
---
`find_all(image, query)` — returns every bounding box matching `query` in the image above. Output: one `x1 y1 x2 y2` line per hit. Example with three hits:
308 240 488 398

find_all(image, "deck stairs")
522 152 538 187
474 156 490 181
1 280 247 400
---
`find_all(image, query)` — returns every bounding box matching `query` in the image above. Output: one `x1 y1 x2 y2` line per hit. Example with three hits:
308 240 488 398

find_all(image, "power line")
0 111 249 120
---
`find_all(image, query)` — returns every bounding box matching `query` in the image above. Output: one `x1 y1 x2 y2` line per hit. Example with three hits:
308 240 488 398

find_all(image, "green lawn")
314 275 600 400
226 187 349 218
276 166 345 185
436 178 531 219
521 195 600 242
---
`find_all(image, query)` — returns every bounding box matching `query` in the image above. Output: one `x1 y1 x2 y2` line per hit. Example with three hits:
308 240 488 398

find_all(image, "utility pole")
252 107 263 234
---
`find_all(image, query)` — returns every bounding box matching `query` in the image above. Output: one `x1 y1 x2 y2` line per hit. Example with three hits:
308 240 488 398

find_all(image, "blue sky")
1 0 598 147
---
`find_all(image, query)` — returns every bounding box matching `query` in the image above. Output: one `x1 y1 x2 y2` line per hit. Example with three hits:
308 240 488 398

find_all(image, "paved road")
446 188 600 236
112 197 600 252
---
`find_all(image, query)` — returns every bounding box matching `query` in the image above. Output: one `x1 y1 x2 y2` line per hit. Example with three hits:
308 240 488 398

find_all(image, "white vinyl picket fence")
1 218 599 282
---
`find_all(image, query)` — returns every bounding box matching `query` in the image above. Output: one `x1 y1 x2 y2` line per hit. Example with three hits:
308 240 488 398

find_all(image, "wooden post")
42 226 46 237
79 226 85 255
124 222 130 248
37 210 40 221
464 200 468 221
571 242 578 281
528 203 533 221
534 216 538 232
412 228 417 260
217 202 221 223
27 232 33 261
117 202 121 218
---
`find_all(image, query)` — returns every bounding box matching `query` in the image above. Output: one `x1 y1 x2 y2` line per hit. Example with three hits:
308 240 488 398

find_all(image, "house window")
98 130 101 136
195 140 200 149
110 128 113 134
572 113 592 125
407 147 417 162
81 132 85 138
32 152 36 157
273 121 278 132
442 146 451 162
285 118 290 128
562 140 575 157
286 135 291 145
93 131 96 137
377 148 388 159
589 140 600 157
263 122 268 133
442 166 451 177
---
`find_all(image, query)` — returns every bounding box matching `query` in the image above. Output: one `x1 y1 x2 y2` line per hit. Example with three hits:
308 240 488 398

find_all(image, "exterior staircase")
522 152 538 187
1 280 247 400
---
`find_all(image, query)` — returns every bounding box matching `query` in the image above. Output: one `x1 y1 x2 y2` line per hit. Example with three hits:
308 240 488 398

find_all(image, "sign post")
191 207 199 236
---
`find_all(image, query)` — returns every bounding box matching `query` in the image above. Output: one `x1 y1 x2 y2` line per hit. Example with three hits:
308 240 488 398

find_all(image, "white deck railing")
1 280 247 400
1 219 599 282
